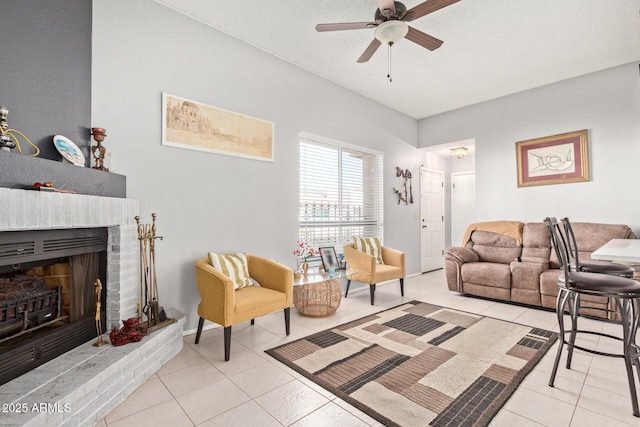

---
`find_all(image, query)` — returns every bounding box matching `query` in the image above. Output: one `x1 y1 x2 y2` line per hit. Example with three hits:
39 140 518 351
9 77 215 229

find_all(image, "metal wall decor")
393 166 414 205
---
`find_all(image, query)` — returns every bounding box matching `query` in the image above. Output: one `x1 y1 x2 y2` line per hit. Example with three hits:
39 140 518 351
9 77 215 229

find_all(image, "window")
299 133 384 252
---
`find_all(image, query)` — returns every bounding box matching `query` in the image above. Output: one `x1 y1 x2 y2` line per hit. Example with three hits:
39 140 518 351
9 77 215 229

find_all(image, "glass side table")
293 270 355 317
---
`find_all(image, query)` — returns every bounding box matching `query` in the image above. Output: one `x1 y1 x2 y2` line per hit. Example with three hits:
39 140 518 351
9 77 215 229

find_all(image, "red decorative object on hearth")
109 317 148 346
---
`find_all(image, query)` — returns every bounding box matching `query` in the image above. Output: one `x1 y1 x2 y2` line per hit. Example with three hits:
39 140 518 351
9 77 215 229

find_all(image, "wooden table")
293 270 353 317
591 239 640 263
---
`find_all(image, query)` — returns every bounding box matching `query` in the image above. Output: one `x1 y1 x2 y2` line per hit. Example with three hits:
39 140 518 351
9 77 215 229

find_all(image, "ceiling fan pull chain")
387 42 393 82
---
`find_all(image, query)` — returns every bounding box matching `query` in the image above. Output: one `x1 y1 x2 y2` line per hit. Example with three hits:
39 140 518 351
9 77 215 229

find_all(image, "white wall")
418 62 640 234
92 0 422 330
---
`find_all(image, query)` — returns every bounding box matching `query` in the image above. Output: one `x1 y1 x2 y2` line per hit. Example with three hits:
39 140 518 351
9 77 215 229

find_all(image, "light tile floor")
96 270 640 426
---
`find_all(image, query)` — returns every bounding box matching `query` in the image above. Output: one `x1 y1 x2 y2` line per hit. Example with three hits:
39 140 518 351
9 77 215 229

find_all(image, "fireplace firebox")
0 228 107 385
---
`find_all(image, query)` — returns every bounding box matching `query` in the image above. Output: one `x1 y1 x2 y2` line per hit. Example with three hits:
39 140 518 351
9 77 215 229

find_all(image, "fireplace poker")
142 224 154 325
149 213 166 323
148 215 158 325
135 216 147 319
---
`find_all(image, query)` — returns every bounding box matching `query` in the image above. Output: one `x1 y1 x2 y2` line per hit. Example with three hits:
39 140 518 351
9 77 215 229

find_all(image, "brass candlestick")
91 127 109 171
93 279 107 347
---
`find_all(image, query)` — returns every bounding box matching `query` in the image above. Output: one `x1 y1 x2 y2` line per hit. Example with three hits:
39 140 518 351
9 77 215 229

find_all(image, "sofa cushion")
208 252 253 289
352 236 384 264
521 222 551 260
469 231 522 264
571 222 635 256
461 262 511 288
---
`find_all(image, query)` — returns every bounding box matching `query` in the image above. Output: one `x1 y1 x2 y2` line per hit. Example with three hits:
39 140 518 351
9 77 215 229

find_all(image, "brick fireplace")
0 188 184 426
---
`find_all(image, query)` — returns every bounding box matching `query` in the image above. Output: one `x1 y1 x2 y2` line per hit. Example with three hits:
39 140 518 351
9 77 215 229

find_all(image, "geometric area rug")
266 301 557 427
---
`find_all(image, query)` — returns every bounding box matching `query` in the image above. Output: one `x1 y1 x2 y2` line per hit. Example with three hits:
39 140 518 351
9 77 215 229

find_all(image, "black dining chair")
545 217 640 417
561 217 635 278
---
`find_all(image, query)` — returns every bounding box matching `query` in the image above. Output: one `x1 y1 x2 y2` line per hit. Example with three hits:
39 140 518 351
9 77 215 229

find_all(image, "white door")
451 172 476 247
420 168 444 272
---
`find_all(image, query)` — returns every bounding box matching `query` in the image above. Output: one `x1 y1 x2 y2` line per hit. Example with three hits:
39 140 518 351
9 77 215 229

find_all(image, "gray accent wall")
0 0 91 162
418 62 640 232
92 0 422 331
0 0 125 198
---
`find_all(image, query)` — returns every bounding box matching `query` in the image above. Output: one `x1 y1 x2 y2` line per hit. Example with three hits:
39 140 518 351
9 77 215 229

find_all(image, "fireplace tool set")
134 213 175 333
110 213 175 347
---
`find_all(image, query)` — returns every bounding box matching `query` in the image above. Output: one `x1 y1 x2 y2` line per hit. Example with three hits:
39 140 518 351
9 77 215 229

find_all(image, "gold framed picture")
515 129 589 187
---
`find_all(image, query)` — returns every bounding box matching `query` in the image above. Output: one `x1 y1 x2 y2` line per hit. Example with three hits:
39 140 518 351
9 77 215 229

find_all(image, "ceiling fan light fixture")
451 147 468 159
374 20 408 44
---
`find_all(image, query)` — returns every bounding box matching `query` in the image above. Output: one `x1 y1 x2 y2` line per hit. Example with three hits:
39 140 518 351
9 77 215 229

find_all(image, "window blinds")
299 134 384 251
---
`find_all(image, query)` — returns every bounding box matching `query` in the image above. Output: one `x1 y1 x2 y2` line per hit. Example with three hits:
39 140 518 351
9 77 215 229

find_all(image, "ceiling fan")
315 0 461 64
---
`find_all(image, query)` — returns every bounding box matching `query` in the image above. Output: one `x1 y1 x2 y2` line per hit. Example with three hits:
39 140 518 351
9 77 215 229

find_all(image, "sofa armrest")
445 247 480 265
444 247 479 293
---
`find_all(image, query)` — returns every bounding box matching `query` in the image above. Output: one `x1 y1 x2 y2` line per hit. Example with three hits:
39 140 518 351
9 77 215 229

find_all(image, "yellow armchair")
194 255 293 361
343 244 406 305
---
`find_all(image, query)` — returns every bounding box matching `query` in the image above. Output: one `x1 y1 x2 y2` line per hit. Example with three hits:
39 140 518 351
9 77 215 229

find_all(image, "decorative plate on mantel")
53 135 85 167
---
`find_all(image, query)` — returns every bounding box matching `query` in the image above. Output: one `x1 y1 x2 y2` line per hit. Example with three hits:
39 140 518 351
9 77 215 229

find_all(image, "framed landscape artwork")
515 129 589 187
162 93 274 162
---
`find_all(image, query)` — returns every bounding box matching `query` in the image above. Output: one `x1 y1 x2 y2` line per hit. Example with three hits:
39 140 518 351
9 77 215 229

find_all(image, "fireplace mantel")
0 151 126 198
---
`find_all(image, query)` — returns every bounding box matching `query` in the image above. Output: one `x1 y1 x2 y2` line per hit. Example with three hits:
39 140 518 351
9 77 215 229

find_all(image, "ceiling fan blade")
357 38 382 63
315 22 376 32
405 26 443 50
377 0 396 15
403 0 461 22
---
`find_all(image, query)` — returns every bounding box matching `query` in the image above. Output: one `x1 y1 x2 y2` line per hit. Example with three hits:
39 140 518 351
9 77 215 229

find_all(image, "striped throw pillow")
207 252 253 289
352 237 384 264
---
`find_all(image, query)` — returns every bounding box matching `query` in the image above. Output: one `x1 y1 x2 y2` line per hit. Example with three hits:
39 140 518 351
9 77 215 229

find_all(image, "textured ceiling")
155 0 640 119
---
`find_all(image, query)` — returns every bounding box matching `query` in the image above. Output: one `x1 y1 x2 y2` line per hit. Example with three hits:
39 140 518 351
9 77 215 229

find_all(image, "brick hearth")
0 188 184 426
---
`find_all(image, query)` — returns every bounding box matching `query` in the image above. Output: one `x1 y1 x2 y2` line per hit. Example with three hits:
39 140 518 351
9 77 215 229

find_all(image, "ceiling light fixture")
451 147 468 159
374 20 409 44
374 20 408 82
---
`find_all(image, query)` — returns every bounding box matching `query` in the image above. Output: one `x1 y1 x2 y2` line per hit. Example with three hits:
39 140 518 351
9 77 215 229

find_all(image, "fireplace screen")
0 228 107 385
0 253 100 338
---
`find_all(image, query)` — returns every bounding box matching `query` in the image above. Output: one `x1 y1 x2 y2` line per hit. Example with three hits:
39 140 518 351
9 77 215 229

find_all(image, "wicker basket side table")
293 271 351 317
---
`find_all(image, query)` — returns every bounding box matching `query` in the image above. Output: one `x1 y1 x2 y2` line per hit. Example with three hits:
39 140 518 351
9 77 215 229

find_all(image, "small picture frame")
319 247 340 271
